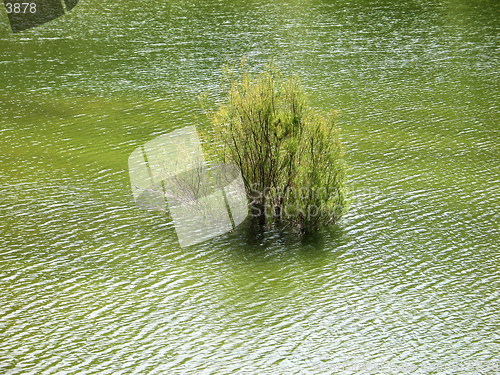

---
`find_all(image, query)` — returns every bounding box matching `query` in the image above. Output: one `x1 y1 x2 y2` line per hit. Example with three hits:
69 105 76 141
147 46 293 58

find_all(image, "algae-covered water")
0 0 498 373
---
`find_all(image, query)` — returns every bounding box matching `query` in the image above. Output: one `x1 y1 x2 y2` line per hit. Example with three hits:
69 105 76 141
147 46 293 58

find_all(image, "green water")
0 0 499 373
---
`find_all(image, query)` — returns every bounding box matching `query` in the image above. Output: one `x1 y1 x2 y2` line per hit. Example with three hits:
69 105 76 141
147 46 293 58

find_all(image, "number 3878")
5 2 37 14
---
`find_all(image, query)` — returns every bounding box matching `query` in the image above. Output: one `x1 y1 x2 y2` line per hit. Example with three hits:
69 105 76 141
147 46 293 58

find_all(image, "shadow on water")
208 217 350 264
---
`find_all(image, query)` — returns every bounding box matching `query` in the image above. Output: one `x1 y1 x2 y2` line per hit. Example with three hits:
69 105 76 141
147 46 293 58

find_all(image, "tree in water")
203 63 348 234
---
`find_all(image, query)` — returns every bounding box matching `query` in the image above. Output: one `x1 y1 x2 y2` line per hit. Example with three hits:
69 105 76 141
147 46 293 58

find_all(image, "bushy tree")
203 63 347 233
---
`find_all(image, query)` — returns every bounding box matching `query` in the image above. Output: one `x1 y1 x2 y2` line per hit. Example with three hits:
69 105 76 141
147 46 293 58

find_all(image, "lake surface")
0 0 498 373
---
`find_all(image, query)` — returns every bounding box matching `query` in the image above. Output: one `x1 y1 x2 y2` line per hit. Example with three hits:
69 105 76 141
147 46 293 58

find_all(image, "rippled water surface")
0 0 499 374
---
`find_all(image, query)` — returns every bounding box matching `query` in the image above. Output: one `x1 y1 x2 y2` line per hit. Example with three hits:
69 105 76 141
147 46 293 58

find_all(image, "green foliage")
203 63 347 233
